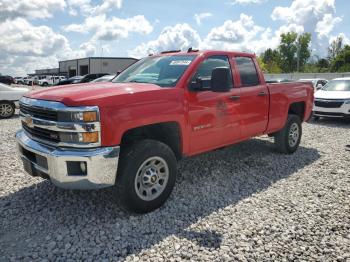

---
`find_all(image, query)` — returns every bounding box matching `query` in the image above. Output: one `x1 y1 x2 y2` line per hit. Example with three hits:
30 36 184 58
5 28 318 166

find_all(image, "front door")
187 55 241 154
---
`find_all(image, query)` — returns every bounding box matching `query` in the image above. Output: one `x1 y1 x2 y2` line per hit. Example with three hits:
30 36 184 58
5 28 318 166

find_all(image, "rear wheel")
0 102 15 119
274 114 302 154
114 139 177 213
42 82 48 86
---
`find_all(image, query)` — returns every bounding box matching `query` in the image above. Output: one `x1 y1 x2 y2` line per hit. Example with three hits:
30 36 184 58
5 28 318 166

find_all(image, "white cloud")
129 23 201 58
231 0 267 5
0 18 90 76
316 14 342 39
329 33 350 46
200 13 278 54
205 14 264 44
194 12 212 26
67 0 123 16
64 15 153 41
0 0 66 21
271 0 340 39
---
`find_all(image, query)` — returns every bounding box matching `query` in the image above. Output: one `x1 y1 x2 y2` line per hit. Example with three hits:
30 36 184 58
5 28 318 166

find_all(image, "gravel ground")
0 115 349 261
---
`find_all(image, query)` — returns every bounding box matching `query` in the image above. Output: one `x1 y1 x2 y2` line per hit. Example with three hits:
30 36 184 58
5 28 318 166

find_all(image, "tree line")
257 32 350 73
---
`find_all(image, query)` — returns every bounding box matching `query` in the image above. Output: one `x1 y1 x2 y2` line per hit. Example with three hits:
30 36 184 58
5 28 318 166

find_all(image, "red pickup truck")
16 50 313 213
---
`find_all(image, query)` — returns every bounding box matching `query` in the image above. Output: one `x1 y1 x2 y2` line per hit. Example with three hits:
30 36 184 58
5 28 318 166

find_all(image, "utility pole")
297 39 300 73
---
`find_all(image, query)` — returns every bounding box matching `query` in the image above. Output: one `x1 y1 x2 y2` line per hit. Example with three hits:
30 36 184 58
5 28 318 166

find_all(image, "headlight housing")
58 111 99 122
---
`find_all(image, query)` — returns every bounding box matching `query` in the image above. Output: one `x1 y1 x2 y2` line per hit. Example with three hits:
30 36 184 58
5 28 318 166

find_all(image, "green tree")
278 32 311 73
260 48 282 73
328 36 343 62
297 33 312 71
278 32 298 72
330 45 350 72
257 56 267 73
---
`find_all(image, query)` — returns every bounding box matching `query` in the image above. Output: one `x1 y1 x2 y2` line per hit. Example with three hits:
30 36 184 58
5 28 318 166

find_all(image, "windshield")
113 55 197 87
323 80 350 91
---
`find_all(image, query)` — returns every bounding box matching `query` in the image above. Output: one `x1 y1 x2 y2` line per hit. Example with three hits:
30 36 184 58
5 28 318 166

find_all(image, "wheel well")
121 122 182 159
0 100 15 107
288 102 305 120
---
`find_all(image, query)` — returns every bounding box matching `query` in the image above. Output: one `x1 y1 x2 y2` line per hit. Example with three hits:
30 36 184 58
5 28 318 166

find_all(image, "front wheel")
114 139 177 213
0 102 15 119
274 114 302 154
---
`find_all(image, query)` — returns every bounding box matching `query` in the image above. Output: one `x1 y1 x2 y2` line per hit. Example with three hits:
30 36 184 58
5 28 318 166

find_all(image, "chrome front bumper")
16 130 120 189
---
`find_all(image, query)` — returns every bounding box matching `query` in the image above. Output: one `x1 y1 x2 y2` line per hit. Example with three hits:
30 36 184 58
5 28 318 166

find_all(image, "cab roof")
155 49 255 58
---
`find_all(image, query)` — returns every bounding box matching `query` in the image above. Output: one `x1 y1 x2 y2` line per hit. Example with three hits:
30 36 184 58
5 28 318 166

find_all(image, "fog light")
80 161 87 173
67 161 87 176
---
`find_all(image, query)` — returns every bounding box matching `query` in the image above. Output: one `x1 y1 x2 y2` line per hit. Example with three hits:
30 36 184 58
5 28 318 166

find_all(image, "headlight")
58 111 99 122
59 131 99 144
57 110 100 145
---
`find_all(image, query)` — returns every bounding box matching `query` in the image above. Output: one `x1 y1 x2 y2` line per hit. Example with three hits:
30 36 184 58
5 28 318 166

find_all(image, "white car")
38 76 66 86
299 78 328 91
33 76 48 85
313 78 350 120
14 77 24 84
0 83 29 118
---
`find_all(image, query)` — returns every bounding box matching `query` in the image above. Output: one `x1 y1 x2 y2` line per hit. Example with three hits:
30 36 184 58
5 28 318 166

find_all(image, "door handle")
257 91 267 97
229 95 240 101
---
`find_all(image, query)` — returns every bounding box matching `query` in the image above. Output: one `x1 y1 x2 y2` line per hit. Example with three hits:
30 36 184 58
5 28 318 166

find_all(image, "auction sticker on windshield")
170 60 192 66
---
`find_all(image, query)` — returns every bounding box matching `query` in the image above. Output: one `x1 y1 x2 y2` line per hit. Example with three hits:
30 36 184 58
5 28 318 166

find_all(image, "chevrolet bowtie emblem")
25 115 34 128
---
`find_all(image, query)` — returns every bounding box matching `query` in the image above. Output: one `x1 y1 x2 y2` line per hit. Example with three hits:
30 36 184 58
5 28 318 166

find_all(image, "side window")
235 57 260 86
191 55 233 90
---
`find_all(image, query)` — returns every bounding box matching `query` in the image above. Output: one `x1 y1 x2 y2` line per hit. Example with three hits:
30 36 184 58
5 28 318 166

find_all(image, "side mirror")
211 67 232 92
316 84 323 90
189 77 203 91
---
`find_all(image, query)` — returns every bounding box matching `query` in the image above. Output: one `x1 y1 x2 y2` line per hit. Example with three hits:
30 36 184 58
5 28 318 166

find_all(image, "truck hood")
315 90 350 100
26 82 168 106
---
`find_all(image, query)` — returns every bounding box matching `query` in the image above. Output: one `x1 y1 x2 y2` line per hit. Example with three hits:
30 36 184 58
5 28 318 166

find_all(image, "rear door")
187 55 241 154
233 56 269 138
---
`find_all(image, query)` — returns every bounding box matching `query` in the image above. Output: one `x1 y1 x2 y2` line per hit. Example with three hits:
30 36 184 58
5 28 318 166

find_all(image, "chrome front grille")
19 97 101 148
20 103 58 121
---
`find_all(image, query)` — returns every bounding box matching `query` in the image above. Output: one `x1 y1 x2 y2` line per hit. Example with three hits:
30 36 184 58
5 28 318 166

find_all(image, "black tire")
42 82 48 86
114 139 177 213
0 101 15 119
274 114 302 154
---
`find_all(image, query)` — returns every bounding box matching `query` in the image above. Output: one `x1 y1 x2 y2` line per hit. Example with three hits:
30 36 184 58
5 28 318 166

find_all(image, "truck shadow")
0 138 320 260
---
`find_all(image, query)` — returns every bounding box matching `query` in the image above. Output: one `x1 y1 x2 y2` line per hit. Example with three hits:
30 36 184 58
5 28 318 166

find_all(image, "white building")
59 57 138 77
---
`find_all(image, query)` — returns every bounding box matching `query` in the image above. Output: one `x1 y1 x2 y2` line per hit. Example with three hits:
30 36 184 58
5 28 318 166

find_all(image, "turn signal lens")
82 132 99 143
83 111 98 122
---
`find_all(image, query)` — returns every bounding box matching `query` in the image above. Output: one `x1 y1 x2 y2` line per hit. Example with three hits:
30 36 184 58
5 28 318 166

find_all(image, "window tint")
235 57 260 86
191 55 233 89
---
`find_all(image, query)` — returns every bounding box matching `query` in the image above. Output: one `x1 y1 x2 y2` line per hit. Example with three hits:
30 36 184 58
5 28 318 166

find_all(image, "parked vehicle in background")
313 78 350 120
38 76 66 86
14 77 24 84
266 79 291 83
33 76 48 85
23 77 34 85
0 83 29 118
56 76 83 86
91 74 115 83
300 78 328 91
0 75 14 85
80 73 109 83
16 50 313 213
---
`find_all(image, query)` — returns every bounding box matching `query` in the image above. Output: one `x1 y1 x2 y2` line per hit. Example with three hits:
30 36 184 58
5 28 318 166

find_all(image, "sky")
0 0 349 76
